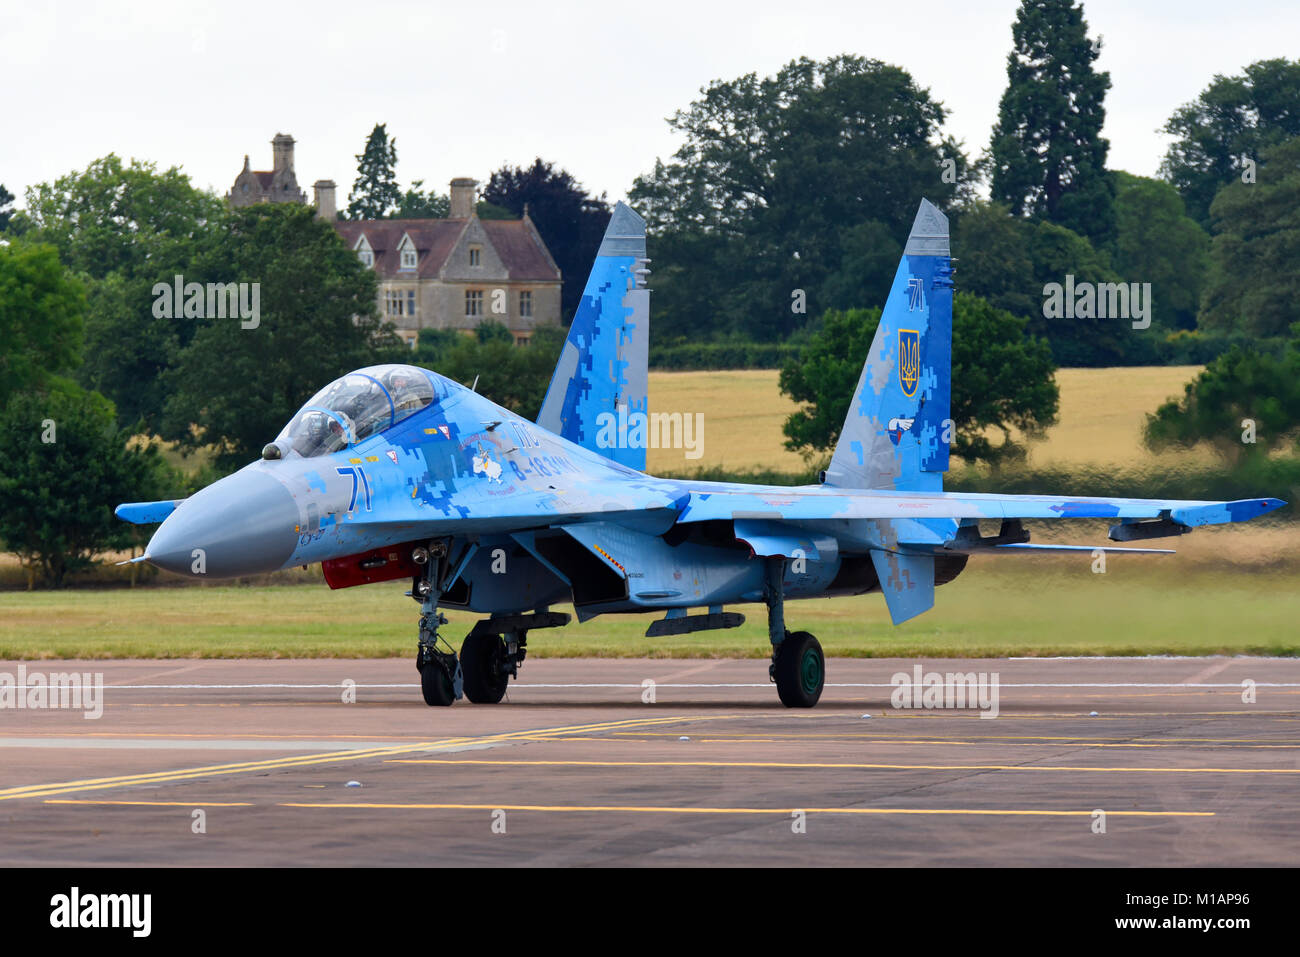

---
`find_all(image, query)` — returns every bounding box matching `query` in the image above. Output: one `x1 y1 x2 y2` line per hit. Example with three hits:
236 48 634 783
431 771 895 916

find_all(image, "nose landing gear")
413 541 461 707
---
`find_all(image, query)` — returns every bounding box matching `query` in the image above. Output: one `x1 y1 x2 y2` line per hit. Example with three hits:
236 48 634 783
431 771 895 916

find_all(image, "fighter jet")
116 200 1286 708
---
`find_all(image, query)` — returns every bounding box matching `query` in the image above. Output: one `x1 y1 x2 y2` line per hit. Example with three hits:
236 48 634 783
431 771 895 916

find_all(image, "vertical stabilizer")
825 199 954 492
537 202 650 470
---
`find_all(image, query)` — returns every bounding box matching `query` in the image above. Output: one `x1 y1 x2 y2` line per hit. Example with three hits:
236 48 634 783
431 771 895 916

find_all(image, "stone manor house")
227 134 562 347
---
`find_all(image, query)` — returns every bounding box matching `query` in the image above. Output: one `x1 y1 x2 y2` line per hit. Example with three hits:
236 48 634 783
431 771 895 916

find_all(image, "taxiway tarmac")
1 656 1297 866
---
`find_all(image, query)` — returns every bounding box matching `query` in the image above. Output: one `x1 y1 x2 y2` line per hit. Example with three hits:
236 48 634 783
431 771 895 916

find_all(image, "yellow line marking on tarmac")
527 738 1300 748
0 714 736 803
279 802 1213 818
684 738 1300 749
388 758 1300 775
778 712 1300 719
613 731 1300 744
45 800 253 807
1 732 437 741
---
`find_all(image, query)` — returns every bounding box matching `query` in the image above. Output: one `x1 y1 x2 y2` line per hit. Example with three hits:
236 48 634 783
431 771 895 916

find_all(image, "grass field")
3 527 1296 659
645 365 1212 474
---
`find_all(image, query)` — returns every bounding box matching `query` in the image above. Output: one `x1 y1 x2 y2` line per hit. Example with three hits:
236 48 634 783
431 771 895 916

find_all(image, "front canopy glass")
277 365 436 457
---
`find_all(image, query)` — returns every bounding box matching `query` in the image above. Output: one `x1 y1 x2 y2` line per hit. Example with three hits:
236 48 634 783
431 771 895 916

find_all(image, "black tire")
772 631 824 708
421 656 456 706
461 633 509 704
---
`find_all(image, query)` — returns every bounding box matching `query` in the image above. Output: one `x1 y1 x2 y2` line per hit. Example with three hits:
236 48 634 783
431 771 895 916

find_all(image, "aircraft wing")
673 485 1286 535
672 484 1284 626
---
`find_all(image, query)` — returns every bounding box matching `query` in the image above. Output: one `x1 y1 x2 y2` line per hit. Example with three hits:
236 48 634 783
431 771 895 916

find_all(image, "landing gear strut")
413 542 461 707
410 543 570 708
765 557 825 708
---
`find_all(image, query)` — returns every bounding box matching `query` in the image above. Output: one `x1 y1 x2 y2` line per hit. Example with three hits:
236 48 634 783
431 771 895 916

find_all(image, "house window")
519 290 532 317
469 245 481 267
515 334 530 346
465 290 483 317
401 247 417 269
407 290 416 316
355 236 375 268
385 290 407 316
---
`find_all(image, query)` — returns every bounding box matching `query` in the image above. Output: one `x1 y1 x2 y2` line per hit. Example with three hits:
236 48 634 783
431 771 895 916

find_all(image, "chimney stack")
313 180 337 220
272 133 295 174
449 177 478 219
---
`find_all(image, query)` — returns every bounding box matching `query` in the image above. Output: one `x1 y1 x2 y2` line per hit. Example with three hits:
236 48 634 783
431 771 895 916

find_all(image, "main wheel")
772 631 824 708
421 655 456 706
461 633 510 704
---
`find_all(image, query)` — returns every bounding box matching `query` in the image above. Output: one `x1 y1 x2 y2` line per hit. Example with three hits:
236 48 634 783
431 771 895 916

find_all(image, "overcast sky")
4 0 1297 209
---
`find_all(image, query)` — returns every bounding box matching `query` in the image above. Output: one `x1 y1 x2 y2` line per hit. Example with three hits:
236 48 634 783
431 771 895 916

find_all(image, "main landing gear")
411 541 568 707
765 557 825 708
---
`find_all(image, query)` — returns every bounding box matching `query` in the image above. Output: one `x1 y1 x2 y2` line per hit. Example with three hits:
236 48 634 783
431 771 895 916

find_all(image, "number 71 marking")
335 467 373 512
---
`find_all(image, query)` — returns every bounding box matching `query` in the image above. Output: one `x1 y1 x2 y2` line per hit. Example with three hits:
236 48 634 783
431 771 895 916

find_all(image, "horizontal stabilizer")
115 500 186 525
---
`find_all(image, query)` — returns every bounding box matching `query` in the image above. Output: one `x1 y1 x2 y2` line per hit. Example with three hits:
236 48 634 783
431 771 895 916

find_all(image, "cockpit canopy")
277 364 437 458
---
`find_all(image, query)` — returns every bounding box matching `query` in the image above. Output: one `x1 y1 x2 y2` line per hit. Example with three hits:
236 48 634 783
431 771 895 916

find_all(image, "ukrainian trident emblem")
899 329 920 398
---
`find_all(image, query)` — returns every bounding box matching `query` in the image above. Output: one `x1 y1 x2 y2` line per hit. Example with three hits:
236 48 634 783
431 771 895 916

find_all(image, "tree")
817 220 902 316
630 55 970 343
346 123 401 220
0 387 176 587
1145 340 1300 464
1025 220 1128 366
0 239 85 406
1197 136 1300 339
415 322 565 419
396 180 450 218
952 201 1038 320
952 201 1129 366
19 155 223 428
988 0 1115 249
0 183 13 231
1111 172 1209 332
482 159 611 319
1161 58 1300 228
780 293 1058 464
161 204 404 469
21 154 222 280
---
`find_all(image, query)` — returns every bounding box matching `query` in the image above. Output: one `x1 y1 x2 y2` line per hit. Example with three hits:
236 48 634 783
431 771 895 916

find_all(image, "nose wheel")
416 611 462 707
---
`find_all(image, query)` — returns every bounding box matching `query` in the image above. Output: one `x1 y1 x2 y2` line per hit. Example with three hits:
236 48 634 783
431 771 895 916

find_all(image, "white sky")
3 0 1296 208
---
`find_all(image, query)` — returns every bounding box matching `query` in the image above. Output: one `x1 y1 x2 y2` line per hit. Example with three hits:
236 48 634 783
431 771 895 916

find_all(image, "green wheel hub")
773 630 824 708
800 646 823 695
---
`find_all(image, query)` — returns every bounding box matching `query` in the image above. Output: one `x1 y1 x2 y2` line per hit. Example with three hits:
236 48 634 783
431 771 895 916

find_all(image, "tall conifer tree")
988 0 1115 248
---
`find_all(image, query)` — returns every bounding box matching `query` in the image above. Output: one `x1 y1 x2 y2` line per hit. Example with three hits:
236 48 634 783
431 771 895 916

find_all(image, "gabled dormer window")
468 245 482 267
354 235 374 268
398 234 417 270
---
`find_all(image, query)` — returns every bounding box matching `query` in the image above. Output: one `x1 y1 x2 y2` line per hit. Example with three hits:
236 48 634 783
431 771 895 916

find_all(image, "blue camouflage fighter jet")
116 200 1286 708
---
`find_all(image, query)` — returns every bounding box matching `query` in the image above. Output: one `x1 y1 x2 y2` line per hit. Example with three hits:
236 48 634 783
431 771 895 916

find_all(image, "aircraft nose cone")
147 468 299 578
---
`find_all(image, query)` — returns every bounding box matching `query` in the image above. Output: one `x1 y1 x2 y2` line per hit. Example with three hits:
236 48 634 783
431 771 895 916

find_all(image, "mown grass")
3 545 1295 660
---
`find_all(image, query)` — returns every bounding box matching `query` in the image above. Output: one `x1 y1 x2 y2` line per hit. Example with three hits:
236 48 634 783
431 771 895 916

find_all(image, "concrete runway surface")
1 656 1297 866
